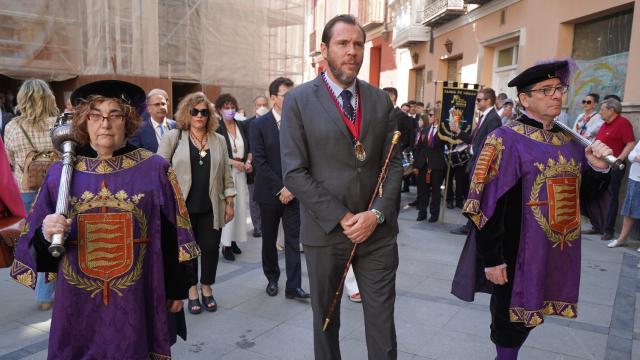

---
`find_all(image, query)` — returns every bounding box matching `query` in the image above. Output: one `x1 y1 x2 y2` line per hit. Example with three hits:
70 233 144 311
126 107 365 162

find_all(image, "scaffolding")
0 0 306 108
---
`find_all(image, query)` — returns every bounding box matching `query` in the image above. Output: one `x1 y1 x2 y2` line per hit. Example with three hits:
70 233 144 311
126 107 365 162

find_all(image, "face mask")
256 106 269 116
222 109 236 120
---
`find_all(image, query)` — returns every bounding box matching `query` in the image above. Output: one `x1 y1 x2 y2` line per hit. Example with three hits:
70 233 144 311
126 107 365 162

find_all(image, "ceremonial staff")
48 113 79 257
323 131 402 332
553 119 625 171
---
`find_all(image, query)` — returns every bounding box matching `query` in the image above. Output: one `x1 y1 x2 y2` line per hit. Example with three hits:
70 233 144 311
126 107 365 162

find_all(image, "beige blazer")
158 129 236 230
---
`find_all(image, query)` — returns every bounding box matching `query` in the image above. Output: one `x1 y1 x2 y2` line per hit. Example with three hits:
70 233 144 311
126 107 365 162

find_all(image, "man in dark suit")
281 15 402 360
414 112 446 222
449 87 502 235
0 108 14 139
251 77 309 300
244 95 269 238
129 88 176 152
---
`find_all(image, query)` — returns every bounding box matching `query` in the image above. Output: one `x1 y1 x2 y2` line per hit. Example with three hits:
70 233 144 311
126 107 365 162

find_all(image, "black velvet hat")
507 60 570 92
70 80 146 115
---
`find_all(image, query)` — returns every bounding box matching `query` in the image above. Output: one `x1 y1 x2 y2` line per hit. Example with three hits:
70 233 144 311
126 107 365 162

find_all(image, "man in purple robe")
451 60 613 360
10 80 199 359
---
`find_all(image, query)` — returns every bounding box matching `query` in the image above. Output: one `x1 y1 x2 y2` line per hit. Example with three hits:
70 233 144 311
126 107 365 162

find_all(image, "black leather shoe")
428 217 438 223
450 225 469 235
222 246 235 261
285 288 310 300
446 202 454 209
416 213 427 221
266 281 278 296
253 229 262 238
401 188 410 193
408 200 418 207
230 241 242 254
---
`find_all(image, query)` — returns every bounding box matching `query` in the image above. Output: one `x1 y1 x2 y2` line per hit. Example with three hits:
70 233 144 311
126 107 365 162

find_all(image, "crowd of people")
0 13 636 360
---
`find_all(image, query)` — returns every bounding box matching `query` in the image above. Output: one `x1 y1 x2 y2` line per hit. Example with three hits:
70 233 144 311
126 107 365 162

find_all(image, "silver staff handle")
48 114 78 257
553 120 625 171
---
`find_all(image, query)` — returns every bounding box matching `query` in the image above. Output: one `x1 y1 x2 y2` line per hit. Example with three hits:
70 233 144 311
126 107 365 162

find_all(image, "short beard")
327 59 359 86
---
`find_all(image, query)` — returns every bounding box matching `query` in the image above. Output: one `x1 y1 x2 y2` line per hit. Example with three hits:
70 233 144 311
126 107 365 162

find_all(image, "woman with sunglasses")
215 93 252 261
574 93 603 141
158 92 236 314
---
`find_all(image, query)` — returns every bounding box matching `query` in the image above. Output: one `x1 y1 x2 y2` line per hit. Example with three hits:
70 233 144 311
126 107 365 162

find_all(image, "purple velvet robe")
452 120 586 327
10 148 199 359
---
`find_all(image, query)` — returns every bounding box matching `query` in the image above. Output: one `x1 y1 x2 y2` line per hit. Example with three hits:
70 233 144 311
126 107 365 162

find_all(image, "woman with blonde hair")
4 78 59 310
158 92 236 314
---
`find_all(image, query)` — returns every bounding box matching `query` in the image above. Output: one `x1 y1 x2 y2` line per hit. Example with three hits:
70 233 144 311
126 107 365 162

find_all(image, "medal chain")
189 131 208 162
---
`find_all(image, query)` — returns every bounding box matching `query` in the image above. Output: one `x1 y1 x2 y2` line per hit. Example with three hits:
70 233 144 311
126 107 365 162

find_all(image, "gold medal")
354 141 366 162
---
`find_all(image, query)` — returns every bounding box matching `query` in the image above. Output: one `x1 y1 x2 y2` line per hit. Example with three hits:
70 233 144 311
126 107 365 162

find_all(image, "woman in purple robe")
10 80 199 359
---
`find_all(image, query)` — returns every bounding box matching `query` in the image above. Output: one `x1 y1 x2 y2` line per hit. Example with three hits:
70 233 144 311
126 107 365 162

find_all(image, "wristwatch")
370 209 385 224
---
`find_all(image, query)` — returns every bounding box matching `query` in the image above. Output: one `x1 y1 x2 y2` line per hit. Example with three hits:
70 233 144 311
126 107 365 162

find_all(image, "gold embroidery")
75 148 153 174
148 352 172 360
179 241 201 262
167 168 192 230
462 199 488 229
47 273 57 282
469 134 505 195
528 153 581 249
506 122 572 145
11 259 36 289
64 183 148 304
509 301 577 327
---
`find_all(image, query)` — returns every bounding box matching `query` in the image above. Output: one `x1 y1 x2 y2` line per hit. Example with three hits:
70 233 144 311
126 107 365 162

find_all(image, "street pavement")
0 189 639 359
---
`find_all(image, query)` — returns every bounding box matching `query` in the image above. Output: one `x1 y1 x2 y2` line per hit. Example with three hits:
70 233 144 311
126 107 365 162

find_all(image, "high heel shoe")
222 246 235 261
230 241 242 254
201 289 217 312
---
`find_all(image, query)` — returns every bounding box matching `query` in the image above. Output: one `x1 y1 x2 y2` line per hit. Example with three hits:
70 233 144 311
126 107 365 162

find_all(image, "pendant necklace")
190 131 208 165
228 131 238 154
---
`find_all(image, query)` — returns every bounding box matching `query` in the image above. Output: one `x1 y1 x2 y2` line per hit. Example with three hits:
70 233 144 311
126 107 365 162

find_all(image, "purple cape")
452 121 586 327
10 148 199 359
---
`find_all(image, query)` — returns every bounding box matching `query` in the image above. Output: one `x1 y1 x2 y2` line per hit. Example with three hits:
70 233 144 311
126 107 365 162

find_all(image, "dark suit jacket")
128 113 176 152
217 119 254 184
0 111 14 139
390 107 414 150
414 125 446 170
456 108 502 173
250 111 284 205
280 75 403 246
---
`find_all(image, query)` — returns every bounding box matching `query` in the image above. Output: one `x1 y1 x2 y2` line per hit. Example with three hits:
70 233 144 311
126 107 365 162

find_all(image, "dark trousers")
421 169 445 219
305 236 398 360
259 200 302 290
187 211 221 285
489 270 533 347
605 165 627 234
446 165 468 206
416 168 428 214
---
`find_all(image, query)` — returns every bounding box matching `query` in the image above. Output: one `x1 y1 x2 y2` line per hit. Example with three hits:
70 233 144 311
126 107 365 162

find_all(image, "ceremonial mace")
322 131 402 332
48 113 79 257
553 120 625 171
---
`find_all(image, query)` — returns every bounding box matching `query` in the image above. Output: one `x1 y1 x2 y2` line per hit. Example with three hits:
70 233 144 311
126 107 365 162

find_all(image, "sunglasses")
582 100 593 104
190 108 210 117
428 113 434 116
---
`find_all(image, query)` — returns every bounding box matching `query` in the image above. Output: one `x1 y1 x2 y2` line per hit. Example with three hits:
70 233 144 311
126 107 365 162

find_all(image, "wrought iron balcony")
391 24 430 49
422 0 466 27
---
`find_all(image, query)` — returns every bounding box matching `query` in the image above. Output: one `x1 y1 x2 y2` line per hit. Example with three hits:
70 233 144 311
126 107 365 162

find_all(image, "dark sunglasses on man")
582 100 593 105
190 108 210 117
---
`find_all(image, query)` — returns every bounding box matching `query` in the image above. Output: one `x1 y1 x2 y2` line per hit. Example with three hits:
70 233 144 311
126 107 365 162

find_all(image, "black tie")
340 90 355 123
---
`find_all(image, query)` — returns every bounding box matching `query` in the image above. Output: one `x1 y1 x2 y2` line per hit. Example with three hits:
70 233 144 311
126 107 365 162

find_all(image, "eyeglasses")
190 108 210 117
523 85 569 97
88 112 124 123
476 98 486 103
582 100 593 104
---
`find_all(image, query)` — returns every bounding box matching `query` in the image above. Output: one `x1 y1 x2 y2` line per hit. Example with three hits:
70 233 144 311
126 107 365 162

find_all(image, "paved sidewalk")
0 190 639 359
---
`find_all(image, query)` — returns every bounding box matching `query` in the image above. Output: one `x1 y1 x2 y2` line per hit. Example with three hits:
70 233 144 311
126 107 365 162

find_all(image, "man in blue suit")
129 88 176 152
250 77 309 300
